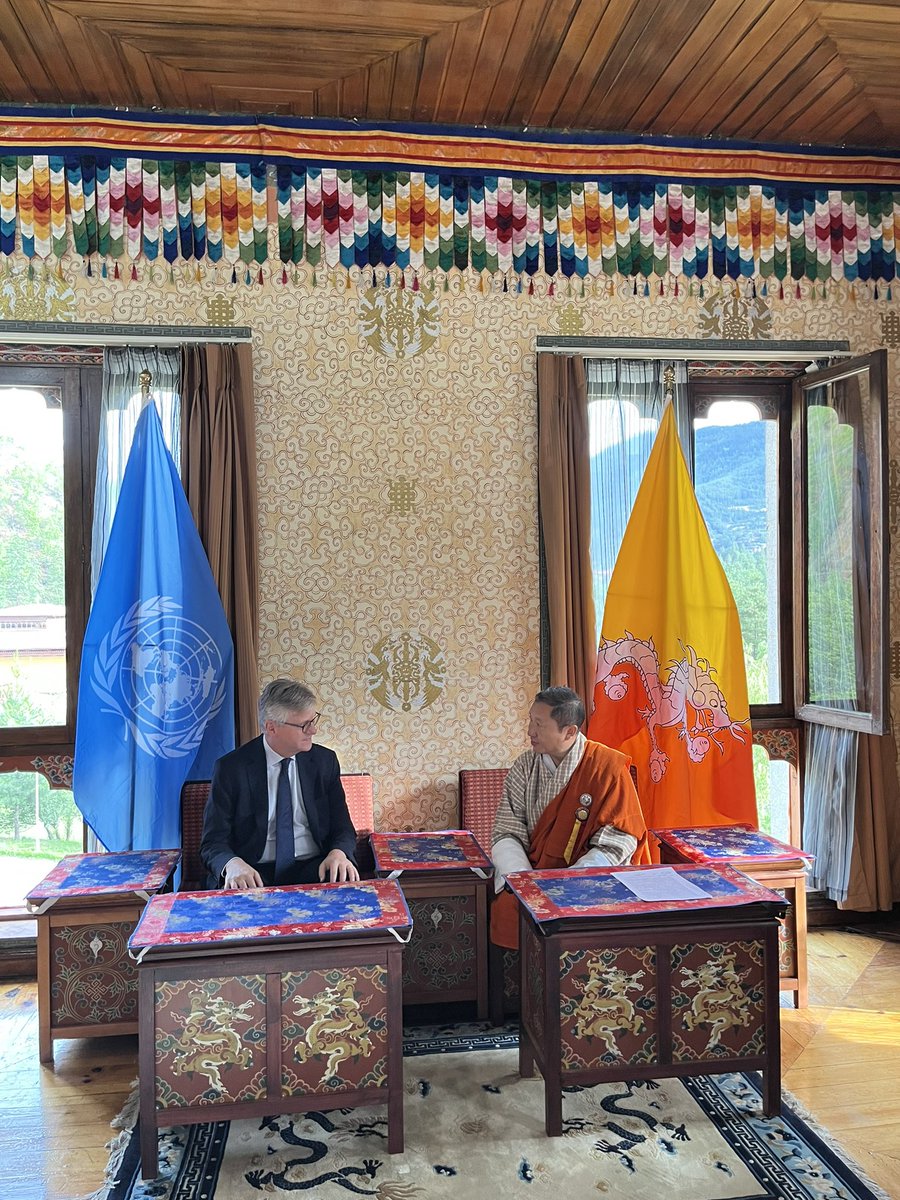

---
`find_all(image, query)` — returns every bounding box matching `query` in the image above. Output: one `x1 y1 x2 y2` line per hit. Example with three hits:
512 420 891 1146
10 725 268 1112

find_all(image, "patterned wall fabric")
0 247 896 830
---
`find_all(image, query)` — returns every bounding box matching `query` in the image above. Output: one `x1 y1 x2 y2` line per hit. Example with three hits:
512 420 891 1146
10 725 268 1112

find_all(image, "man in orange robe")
490 686 648 949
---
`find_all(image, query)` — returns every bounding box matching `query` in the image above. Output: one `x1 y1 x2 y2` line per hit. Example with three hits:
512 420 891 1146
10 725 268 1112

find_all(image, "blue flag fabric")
73 401 235 852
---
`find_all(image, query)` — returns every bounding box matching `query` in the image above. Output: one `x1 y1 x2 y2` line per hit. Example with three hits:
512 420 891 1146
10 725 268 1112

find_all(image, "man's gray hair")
258 679 317 727
535 686 585 730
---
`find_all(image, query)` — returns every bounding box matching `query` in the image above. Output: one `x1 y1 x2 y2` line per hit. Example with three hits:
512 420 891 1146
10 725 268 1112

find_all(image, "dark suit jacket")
200 736 358 886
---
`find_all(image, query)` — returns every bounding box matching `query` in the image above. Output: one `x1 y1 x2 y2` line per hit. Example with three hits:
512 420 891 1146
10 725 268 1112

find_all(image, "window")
0 366 98 743
588 370 794 721
691 382 792 717
586 354 886 840
0 363 101 904
793 352 889 734
753 744 791 842
0 387 67 727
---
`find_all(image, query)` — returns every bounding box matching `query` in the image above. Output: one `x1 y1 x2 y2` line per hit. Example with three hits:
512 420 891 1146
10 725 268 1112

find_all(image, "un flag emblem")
92 596 228 758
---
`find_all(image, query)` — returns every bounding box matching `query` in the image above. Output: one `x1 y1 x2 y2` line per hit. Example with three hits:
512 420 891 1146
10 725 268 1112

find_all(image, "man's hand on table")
223 857 265 889
319 849 360 883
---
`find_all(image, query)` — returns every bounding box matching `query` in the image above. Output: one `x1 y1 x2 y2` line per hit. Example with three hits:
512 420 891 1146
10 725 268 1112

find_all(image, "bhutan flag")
586 402 757 845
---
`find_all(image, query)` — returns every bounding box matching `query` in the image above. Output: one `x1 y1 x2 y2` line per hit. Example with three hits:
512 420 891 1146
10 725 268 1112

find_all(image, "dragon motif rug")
96 1029 887 1200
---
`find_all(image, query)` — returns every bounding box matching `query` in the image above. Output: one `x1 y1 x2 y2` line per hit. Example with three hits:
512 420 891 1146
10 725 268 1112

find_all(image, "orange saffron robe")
490 741 648 950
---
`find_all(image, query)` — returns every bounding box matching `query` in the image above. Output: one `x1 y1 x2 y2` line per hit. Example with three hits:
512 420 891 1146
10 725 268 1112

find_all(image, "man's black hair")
534 686 585 730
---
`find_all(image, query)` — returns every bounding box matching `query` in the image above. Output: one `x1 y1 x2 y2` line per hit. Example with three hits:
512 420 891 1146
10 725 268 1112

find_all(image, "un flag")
73 401 235 852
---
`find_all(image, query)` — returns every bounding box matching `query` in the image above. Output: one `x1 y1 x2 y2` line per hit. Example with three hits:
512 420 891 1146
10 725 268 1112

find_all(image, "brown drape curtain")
537 354 596 714
180 343 260 745
840 729 900 910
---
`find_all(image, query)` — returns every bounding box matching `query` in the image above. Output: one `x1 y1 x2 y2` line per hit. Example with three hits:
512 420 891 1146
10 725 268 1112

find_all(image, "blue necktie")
274 757 294 883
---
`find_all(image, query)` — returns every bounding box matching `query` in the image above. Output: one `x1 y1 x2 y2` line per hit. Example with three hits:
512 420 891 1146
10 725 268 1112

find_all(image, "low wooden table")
653 824 813 1008
508 862 786 1136
371 830 491 1018
129 879 411 1179
25 849 179 1062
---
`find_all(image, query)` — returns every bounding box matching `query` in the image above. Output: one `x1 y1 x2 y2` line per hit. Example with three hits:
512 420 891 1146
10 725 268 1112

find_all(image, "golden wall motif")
357 286 440 359
3 256 897 831
0 269 77 321
366 631 446 712
697 287 773 340
205 293 238 326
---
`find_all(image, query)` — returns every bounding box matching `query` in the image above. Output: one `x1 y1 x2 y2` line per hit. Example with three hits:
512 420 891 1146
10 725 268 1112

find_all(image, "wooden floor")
781 928 900 1196
0 928 898 1199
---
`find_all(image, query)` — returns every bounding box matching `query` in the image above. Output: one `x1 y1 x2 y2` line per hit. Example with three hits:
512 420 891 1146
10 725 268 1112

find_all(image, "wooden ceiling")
0 0 898 149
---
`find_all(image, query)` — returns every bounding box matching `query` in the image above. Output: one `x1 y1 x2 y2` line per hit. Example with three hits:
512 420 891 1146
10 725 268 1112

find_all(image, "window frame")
0 363 100 756
791 350 889 735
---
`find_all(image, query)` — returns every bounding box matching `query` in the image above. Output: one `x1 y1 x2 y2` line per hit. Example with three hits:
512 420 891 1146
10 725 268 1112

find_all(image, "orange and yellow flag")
587 402 757 842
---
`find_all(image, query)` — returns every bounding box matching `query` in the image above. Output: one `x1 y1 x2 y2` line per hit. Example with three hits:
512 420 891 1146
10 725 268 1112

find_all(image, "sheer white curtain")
587 359 689 624
91 347 182 593
801 379 868 901
804 721 858 902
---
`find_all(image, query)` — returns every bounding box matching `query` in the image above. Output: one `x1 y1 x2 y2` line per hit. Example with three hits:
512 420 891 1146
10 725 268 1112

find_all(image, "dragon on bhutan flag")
587 402 757 843
595 634 749 782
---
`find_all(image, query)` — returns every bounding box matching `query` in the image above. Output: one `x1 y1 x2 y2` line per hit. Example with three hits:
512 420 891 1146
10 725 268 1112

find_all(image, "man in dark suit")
200 678 360 889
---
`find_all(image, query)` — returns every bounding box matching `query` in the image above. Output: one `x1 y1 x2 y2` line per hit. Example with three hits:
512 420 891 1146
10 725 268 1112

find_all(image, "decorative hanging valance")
1 108 899 286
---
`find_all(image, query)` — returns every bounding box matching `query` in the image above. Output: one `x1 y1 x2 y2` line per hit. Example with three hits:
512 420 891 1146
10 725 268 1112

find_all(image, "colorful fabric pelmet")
0 110 899 283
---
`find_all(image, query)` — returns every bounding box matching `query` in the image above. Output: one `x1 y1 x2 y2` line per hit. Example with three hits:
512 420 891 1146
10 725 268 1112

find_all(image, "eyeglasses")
280 713 321 733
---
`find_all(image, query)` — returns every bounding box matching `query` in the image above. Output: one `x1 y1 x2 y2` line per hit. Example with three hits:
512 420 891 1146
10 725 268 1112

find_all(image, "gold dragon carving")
570 961 647 1057
170 992 255 1092
291 978 374 1084
679 953 752 1050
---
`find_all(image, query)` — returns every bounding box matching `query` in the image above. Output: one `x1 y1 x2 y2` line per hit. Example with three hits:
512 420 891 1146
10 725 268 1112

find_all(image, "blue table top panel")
506 862 786 924
651 823 813 866
371 830 492 873
26 849 180 903
129 878 411 953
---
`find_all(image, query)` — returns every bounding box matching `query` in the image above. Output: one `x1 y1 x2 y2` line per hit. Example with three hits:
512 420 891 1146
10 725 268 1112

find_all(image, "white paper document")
612 867 712 902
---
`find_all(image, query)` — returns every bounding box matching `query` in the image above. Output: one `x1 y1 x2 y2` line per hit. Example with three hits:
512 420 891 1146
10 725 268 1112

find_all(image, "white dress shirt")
259 736 320 863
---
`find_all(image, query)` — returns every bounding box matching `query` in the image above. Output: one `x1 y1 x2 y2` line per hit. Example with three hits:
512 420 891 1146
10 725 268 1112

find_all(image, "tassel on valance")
1 154 899 285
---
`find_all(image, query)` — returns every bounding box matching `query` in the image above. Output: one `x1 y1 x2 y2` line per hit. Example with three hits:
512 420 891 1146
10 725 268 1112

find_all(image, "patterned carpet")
95 1027 888 1200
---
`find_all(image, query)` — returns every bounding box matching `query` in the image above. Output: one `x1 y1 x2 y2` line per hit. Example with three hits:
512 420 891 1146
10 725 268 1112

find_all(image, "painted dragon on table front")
291 978 374 1084
595 633 748 781
572 962 646 1057
680 953 752 1051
